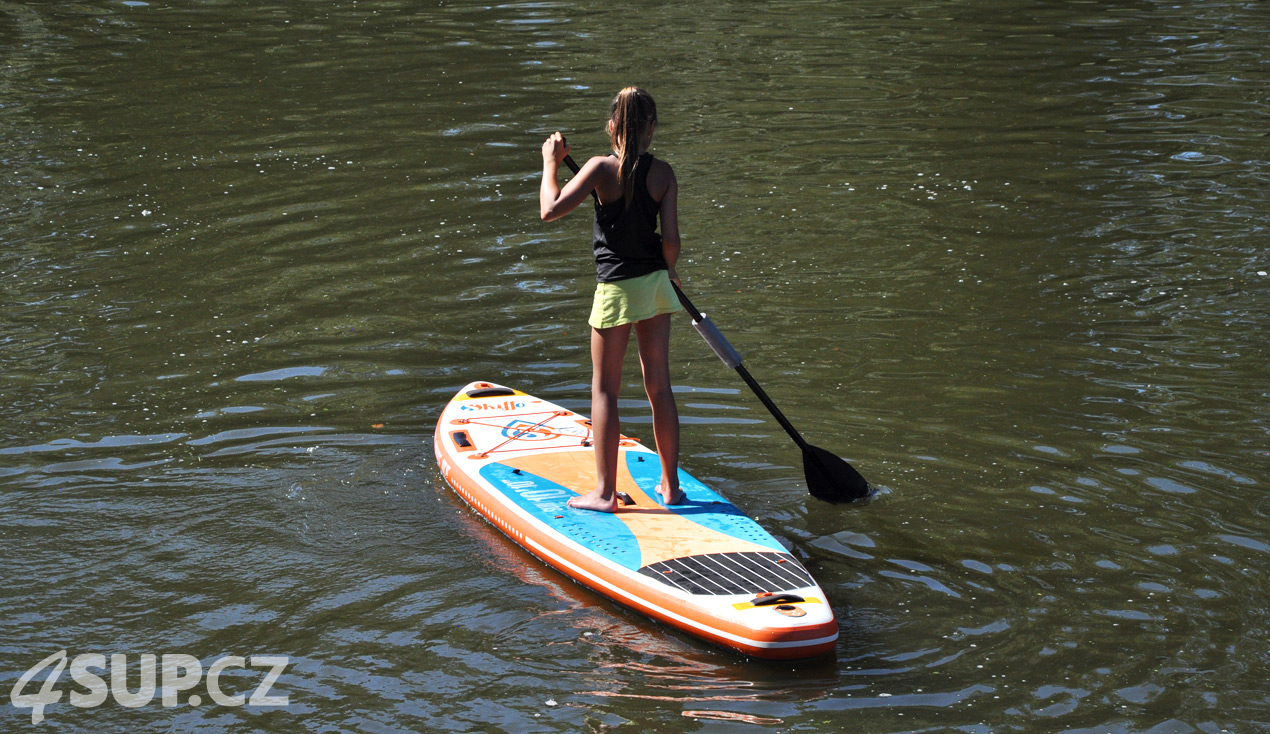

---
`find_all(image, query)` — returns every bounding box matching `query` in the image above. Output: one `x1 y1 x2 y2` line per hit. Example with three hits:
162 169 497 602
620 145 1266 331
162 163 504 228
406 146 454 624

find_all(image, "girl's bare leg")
568 323 631 512
635 313 681 504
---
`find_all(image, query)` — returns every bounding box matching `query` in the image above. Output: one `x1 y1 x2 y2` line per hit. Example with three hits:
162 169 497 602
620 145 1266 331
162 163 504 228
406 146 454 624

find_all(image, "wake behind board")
433 381 838 660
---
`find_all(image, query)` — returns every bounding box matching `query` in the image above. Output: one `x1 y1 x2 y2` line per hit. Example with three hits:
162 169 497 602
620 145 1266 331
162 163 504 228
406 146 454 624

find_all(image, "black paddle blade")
803 443 871 503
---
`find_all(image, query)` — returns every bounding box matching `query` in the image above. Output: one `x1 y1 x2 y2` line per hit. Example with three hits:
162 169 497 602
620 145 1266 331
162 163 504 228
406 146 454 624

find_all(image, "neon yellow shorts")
588 270 683 329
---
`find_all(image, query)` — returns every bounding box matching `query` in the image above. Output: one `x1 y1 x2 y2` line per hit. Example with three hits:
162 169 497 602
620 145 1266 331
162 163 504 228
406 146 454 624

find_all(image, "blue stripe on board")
623 451 788 554
478 462 643 570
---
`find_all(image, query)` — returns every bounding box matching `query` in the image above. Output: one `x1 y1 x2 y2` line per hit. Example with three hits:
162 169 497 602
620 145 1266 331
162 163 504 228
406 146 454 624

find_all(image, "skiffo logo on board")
458 400 526 412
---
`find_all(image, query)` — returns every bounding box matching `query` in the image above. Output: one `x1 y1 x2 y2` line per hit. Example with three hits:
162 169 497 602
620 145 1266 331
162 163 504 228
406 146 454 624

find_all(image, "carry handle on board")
466 386 517 398
560 149 870 503
750 593 806 607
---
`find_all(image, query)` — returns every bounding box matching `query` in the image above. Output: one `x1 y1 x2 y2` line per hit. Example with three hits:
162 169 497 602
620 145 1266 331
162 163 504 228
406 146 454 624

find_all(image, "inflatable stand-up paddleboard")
433 381 838 660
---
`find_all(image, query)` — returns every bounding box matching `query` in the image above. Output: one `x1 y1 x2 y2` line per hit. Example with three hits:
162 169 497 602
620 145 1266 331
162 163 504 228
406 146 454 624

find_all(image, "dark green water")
2 1 1266 731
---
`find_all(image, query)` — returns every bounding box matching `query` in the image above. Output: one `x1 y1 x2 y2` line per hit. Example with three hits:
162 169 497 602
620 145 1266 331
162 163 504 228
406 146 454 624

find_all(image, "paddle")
560 151 871 503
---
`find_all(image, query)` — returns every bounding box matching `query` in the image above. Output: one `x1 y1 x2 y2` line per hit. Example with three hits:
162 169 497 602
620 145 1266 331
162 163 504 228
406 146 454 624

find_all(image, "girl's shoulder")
585 154 622 203
645 155 676 198
585 154 621 180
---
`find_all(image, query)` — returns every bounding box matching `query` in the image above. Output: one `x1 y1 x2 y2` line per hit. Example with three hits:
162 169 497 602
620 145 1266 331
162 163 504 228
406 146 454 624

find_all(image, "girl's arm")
539 133 601 221
657 164 681 282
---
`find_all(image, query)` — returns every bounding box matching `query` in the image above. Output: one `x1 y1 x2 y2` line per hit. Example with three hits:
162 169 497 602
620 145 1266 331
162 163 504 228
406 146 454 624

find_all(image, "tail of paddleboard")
433 381 838 660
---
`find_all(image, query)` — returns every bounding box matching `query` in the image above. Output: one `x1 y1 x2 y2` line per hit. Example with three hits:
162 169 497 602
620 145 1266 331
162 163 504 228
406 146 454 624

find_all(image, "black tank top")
592 152 666 282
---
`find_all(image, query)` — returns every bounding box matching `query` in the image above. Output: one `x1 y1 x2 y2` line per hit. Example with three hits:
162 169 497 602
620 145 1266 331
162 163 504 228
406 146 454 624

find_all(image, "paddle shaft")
670 283 813 453
561 153 812 453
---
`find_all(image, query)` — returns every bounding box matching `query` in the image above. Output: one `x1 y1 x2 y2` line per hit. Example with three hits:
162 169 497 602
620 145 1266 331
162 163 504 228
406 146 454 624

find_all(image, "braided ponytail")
609 87 658 208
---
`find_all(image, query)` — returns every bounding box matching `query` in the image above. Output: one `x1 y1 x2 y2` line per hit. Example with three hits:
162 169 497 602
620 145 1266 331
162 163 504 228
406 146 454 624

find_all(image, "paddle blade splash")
803 443 872 503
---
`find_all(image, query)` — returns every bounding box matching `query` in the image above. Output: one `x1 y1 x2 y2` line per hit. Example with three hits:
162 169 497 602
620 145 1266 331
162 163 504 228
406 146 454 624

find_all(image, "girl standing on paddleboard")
539 87 684 512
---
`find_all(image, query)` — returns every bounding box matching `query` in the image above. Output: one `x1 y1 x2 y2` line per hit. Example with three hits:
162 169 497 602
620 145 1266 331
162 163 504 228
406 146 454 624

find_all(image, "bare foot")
658 482 684 506
567 487 619 513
